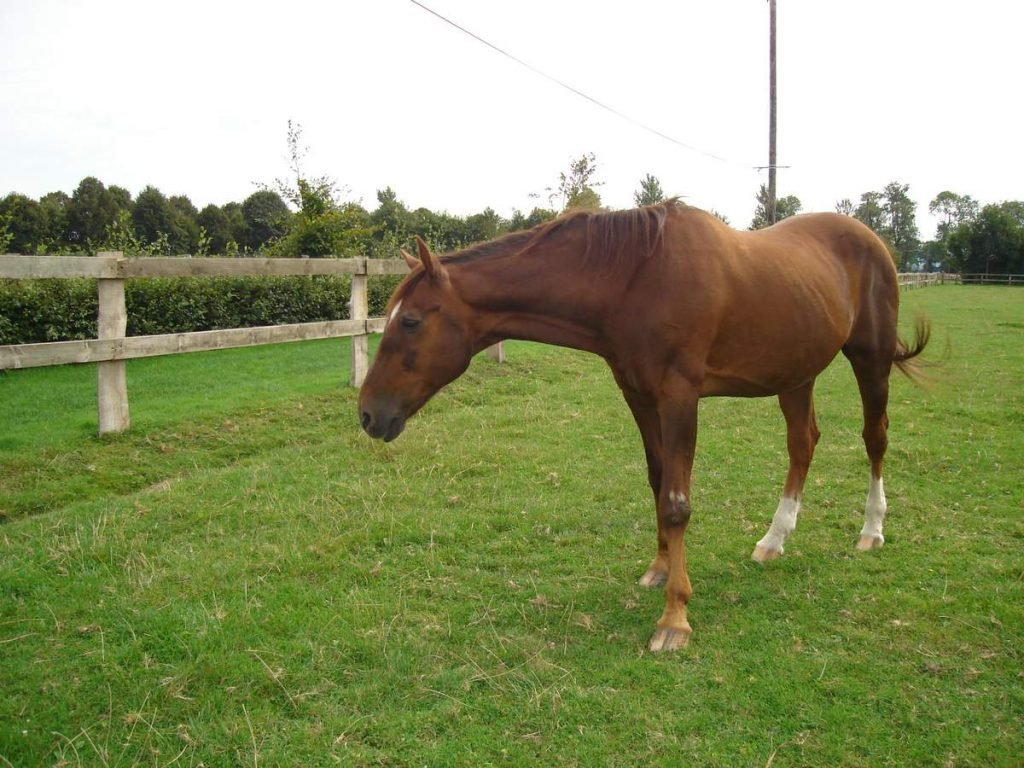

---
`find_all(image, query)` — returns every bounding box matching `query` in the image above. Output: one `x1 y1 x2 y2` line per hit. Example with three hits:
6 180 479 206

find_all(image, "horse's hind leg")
845 349 892 551
752 382 820 562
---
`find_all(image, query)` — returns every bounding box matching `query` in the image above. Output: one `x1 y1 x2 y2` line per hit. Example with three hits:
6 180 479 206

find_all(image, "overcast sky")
2 0 1021 238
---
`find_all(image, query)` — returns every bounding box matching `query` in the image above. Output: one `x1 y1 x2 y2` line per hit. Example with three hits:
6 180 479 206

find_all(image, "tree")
67 176 129 246
167 195 201 253
256 120 371 257
0 194 47 253
549 153 603 211
35 192 70 251
408 207 464 252
881 182 919 268
268 122 346 213
1001 200 1024 227
0 214 11 253
240 190 290 251
220 202 250 254
750 183 801 229
919 239 947 273
508 207 557 232
835 198 855 216
634 174 666 207
947 202 1024 275
366 188 417 258
108 185 133 212
132 186 174 246
371 187 410 234
565 187 603 211
197 204 233 253
929 191 978 242
101 209 169 256
331 202 375 256
854 191 885 232
462 207 503 244
851 183 919 269
273 198 371 258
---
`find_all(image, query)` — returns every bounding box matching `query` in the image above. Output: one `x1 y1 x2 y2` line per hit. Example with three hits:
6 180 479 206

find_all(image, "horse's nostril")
361 410 372 431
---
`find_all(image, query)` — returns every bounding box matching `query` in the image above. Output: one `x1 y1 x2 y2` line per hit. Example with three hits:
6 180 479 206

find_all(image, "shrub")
368 274 403 317
0 278 98 343
0 275 360 345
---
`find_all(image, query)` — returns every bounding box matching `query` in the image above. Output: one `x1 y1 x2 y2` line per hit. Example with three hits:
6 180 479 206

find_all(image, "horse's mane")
443 199 689 270
386 201 695 313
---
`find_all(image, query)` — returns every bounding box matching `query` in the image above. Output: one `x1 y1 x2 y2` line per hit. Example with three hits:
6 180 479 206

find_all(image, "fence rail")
896 272 959 289
959 273 1024 285
0 253 948 434
2 319 368 369
0 253 405 279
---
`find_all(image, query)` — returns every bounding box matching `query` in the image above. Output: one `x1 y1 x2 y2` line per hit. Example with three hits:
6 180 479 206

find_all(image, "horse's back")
633 209 900 396
701 211 900 333
765 212 898 287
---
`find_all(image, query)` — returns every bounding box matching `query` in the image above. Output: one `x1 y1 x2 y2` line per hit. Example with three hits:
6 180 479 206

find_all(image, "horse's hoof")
856 534 884 551
751 545 782 563
648 625 692 652
638 568 668 588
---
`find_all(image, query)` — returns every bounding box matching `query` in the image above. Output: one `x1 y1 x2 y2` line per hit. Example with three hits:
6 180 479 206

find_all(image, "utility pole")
767 0 777 225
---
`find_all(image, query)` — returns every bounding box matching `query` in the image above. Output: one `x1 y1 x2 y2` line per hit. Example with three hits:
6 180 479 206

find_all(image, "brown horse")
358 201 929 652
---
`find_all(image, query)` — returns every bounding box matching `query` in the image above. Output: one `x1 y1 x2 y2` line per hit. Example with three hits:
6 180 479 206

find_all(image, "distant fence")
0 254 949 434
897 272 959 289
959 273 1024 286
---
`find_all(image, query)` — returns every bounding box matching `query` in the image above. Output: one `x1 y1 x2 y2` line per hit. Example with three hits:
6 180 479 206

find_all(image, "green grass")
1 286 1021 766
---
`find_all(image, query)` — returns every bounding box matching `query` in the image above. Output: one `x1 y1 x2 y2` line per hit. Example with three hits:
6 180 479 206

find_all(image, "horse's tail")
893 313 932 383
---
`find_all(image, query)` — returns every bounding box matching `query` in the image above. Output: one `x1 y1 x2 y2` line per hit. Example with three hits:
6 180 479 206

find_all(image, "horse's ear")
415 235 446 282
401 248 420 271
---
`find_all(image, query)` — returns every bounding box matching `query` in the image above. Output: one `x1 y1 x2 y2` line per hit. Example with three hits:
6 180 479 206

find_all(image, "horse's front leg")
648 389 699 652
618 385 668 588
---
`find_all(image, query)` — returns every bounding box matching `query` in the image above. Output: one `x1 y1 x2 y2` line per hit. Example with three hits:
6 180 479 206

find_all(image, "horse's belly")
700 310 850 397
700 361 832 397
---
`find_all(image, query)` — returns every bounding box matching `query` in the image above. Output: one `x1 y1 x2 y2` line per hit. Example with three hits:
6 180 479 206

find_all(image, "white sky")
2 0 1021 238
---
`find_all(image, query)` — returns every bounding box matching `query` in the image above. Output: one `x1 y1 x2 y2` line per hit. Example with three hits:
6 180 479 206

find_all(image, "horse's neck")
451 240 612 355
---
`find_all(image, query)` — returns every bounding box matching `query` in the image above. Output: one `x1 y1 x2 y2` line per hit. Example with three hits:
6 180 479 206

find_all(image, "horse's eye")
400 315 421 330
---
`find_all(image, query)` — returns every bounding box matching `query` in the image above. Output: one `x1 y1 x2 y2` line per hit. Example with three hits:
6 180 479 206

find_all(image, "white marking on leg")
386 300 403 328
860 475 887 544
755 496 801 555
669 491 687 506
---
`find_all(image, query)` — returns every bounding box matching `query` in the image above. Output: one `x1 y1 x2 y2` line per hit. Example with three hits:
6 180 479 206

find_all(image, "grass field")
1 286 1021 766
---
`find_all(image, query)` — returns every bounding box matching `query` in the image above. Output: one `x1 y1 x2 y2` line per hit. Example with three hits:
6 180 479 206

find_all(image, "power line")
407 0 751 168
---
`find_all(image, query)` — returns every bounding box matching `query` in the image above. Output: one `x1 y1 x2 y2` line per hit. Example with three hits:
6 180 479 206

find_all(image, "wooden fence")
959 273 1024 285
897 272 959 289
0 252 420 434
0 254 949 435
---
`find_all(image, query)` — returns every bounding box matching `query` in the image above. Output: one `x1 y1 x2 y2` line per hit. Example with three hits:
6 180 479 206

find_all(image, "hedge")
0 274 403 345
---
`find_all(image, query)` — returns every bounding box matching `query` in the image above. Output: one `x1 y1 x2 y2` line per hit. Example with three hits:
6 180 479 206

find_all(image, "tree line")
755 183 1024 275
0 176 560 262
0 124 566 261
1 128 1021 275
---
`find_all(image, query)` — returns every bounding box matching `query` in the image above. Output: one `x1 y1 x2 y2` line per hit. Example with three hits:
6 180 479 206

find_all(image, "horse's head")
358 237 475 442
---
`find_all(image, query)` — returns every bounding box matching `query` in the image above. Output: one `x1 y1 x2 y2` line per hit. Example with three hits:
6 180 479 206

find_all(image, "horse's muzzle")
359 403 406 442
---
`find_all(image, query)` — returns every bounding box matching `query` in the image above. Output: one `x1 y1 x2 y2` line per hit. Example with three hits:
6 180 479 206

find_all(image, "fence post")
350 258 369 387
485 342 505 363
96 251 129 435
